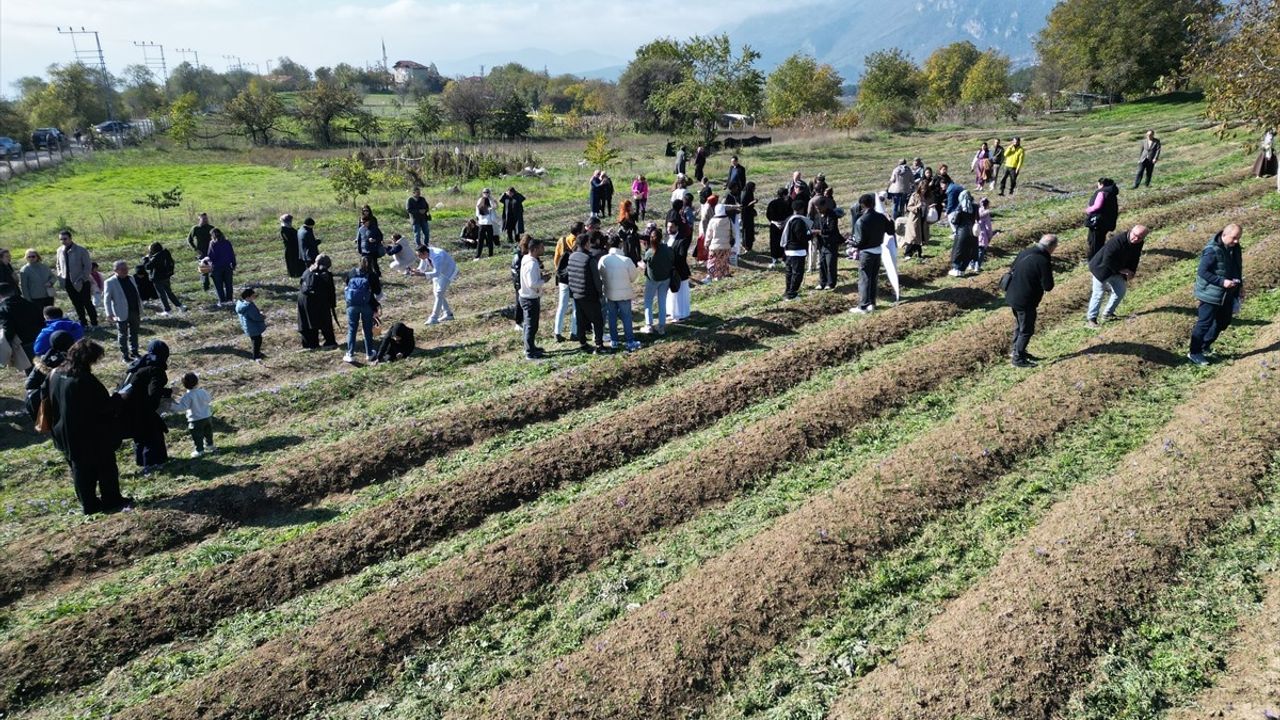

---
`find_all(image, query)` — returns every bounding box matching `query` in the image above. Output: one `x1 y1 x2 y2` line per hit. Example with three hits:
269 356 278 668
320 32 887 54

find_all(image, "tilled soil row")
5 166 1189 607
115 186 1268 720
830 312 1280 720
6 184 1269 709
1166 574 1280 720
460 238 1280 720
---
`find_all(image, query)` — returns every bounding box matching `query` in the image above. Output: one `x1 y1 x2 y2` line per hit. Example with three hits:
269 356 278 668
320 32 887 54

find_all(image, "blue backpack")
345 275 372 305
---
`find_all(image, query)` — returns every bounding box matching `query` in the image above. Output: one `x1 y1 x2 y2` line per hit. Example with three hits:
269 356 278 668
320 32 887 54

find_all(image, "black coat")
567 249 604 300
298 268 337 332
118 361 169 441
851 210 891 251
142 248 176 282
1005 245 1056 309
1087 185 1120 233
299 226 321 265
1089 231 1144 282
501 192 525 231
282 226 304 278
0 294 43 344
49 371 121 463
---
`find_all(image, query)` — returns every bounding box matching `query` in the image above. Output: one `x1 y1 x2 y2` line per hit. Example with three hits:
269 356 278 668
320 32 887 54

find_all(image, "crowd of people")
1 126 1270 515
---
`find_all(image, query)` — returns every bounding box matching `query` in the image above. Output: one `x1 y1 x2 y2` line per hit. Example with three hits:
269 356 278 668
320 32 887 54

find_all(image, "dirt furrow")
1165 574 1280 720
459 238 1280 720
111 186 1267 720
6 169 1222 607
830 319 1280 720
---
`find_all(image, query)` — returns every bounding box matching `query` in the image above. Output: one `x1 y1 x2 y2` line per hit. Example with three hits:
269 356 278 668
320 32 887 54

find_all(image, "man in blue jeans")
1085 224 1147 328
342 259 379 363
406 187 431 247
1188 224 1244 365
598 235 640 351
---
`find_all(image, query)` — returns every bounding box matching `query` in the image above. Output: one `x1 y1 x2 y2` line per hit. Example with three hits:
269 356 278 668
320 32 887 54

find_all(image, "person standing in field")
118 339 172 473
1085 224 1148 328
675 145 688 177
947 185 978 277
1084 178 1120 260
814 197 845 291
1252 128 1275 177
1188 224 1244 366
850 193 891 313
999 137 1024 196
20 248 56 309
973 197 994 272
989 138 1005 190
970 142 992 189
55 229 97 328
517 234 549 359
599 173 615 218
704 203 733 283
887 159 914 219
902 180 930 261
355 206 385 276
1005 234 1058 368
172 372 215 457
740 181 758 253
412 243 459 325
632 175 649 221
552 221 584 343
780 198 813 301
475 189 499 259
103 260 143 362
589 170 603 216
693 145 707 181
726 156 747 193
280 214 304 279
48 339 131 514
640 225 673 336
666 199 693 323
297 254 338 350
617 200 643 264
766 187 789 268
235 288 267 362
1134 129 1162 189
599 234 640 352
407 186 432 247
501 186 526 246
187 212 214 292
342 256 380 364
205 228 237 306
568 232 606 353
298 217 321 266
143 242 184 316
0 248 17 290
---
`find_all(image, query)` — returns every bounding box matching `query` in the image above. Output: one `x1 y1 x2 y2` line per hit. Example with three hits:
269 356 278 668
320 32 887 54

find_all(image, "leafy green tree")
271 56 312 91
583 131 621 169
343 109 382 143
856 48 924 129
27 63 117 129
959 50 1012 105
411 96 443 137
615 51 686 130
488 93 533 139
1186 0 1278 130
647 34 763 145
224 79 286 145
166 62 231 108
1036 0 1221 98
442 77 496 138
120 65 167 118
331 157 372 207
167 92 200 148
296 79 362 144
922 41 982 108
131 186 183 227
764 53 843 124
0 99 31 147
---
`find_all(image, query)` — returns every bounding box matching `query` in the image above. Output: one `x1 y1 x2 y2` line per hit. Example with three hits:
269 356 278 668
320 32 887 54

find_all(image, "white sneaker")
158 311 170 318
427 316 439 325
205 445 216 454
849 306 871 314
640 325 652 335
343 353 355 363
190 450 203 458
441 315 455 322
947 269 962 277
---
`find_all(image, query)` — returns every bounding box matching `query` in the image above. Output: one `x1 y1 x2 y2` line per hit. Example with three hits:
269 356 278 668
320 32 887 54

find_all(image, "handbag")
926 206 939 224
35 396 53 433
694 234 708 262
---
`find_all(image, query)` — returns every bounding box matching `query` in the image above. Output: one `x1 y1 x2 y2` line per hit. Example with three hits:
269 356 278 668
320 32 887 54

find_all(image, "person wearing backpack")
947 187 979 277
342 257 381 364
1004 235 1058 368
297 254 338 350
552 221 584 342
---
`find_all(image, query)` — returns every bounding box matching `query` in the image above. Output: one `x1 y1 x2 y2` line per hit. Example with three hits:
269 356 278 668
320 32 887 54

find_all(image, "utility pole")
132 40 168 81
57 26 115 122
222 55 243 72
175 47 200 69
244 62 261 75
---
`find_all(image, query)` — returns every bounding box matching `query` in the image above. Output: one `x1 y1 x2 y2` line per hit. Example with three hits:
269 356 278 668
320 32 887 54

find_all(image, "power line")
56 26 115 122
132 40 168 81
174 47 200 70
222 54 243 72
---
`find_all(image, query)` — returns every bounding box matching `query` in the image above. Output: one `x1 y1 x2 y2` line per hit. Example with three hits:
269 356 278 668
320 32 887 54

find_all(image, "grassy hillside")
1 98 1278 720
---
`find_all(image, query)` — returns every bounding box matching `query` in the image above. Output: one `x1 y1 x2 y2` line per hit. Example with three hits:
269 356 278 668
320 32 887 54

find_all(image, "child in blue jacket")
235 287 267 361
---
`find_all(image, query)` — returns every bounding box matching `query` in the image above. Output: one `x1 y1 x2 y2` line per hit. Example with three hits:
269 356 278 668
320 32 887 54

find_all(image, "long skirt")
667 279 691 321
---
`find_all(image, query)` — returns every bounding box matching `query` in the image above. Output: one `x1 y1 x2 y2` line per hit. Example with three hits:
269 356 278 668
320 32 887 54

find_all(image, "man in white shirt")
598 235 641 352
517 237 548 359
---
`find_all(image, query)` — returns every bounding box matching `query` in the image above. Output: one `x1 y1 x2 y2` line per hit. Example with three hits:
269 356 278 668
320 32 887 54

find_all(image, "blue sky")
1 0 782 95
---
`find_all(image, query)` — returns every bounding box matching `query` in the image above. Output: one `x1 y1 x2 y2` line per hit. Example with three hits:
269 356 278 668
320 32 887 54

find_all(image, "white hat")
714 204 727 218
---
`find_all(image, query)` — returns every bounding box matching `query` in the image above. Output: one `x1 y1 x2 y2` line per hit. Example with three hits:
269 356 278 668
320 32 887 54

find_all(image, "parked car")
0 137 22 159
93 120 133 135
31 127 66 149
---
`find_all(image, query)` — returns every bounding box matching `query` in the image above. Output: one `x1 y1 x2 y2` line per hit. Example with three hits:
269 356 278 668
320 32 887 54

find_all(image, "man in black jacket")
850 193 892 313
0 282 43 366
1086 224 1148 327
407 187 431 246
813 198 845 291
188 212 214 292
567 232 607 353
1005 234 1059 368
778 199 813 300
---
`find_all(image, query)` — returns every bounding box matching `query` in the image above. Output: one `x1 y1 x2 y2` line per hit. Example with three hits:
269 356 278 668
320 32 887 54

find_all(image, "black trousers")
1190 300 1234 354
818 247 839 288
1000 167 1019 194
477 226 496 258
250 334 263 359
519 296 540 354
69 455 123 514
1011 305 1037 360
1134 159 1155 188
784 255 806 299
574 297 605 348
64 278 98 326
1086 228 1108 260
858 252 881 309
951 228 978 271
154 277 183 311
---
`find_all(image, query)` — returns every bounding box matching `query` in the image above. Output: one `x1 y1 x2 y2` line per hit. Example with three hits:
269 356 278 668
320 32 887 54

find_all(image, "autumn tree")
296 78 362 144
922 41 982 108
224 79 286 145
442 77 496 138
1186 0 1278 130
412 96 443 137
167 91 200 148
856 48 924 130
616 41 687 130
764 53 843 124
959 50 1012 105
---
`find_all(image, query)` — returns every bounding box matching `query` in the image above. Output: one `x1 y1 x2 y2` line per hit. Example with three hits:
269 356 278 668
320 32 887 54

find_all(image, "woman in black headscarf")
48 339 132 514
25 329 75 423
119 339 172 473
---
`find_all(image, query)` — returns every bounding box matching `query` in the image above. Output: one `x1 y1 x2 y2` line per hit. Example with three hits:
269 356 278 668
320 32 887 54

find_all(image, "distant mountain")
722 0 1058 82
436 48 628 79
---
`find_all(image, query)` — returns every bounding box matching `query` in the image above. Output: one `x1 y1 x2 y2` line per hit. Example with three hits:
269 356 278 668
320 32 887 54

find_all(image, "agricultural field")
2 97 1280 719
